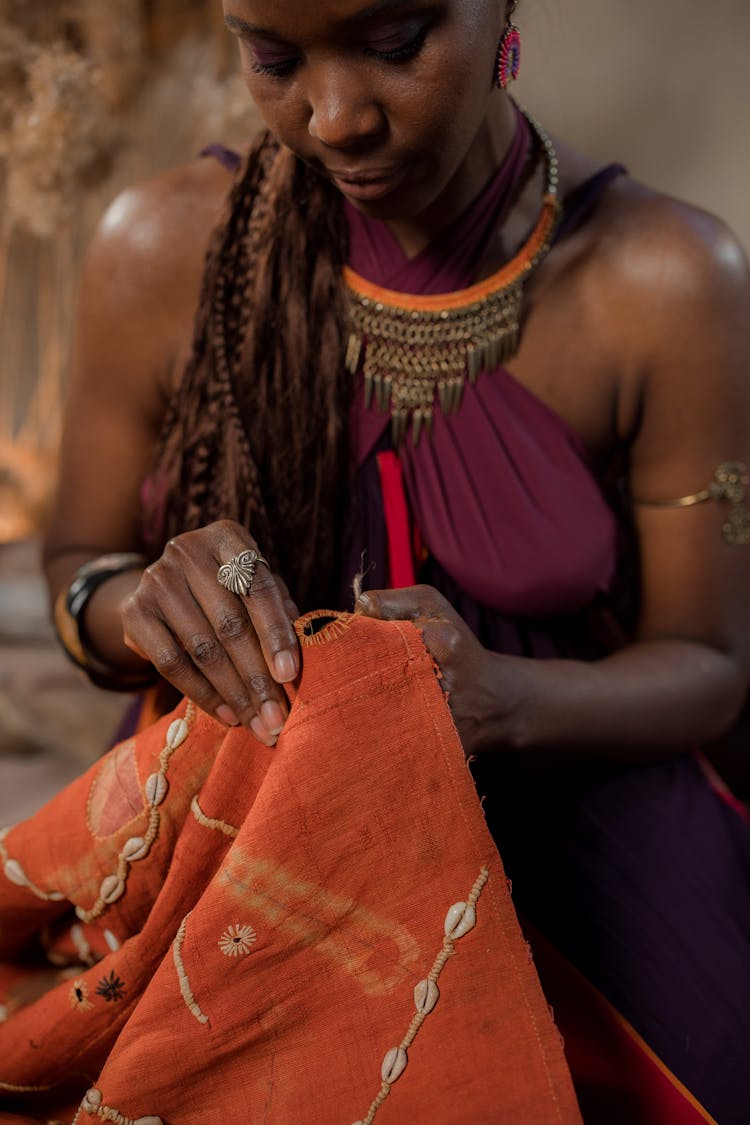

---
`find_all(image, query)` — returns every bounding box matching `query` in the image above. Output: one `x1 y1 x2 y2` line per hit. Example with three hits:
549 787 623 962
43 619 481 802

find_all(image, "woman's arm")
44 156 301 744
359 198 750 761
43 158 236 679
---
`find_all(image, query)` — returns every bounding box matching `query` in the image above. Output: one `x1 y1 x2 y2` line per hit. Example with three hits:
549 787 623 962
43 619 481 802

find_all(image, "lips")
328 164 406 203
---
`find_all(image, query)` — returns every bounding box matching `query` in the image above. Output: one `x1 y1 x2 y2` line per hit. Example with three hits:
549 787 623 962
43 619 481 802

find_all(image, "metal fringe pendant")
343 108 560 447
345 280 524 447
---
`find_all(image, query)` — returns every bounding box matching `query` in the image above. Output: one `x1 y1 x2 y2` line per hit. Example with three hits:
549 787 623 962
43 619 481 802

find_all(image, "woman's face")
223 0 506 230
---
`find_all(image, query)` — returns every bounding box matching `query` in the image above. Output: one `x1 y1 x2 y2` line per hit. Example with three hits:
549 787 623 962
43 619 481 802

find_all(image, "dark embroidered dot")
68 978 93 1012
95 970 126 1002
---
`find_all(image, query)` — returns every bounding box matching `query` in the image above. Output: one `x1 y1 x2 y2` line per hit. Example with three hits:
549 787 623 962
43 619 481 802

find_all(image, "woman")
40 0 750 1120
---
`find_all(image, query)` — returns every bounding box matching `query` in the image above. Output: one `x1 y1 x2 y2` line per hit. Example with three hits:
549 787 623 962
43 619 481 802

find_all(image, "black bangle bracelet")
53 553 158 692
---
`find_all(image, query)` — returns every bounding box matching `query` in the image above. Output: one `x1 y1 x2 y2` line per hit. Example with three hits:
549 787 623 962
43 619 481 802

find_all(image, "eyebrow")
224 0 419 40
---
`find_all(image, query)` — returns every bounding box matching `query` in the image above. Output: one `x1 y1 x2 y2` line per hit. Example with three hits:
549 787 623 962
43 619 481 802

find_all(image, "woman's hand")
355 585 528 757
121 520 300 745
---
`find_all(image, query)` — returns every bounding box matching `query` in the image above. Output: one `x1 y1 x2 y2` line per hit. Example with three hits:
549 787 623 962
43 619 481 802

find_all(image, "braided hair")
145 133 352 610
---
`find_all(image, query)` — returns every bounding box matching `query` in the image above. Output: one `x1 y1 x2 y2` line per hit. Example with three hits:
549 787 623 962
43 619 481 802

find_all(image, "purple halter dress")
336 117 750 1125
197 124 750 1122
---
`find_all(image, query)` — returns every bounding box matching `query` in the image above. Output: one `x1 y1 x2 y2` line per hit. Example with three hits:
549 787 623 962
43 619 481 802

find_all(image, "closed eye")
243 23 429 79
243 48 299 79
364 24 428 63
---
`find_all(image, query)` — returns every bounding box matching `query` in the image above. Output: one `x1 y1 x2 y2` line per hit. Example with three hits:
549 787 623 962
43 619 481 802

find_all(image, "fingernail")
217 705 240 726
261 700 286 736
273 650 298 683
250 715 277 747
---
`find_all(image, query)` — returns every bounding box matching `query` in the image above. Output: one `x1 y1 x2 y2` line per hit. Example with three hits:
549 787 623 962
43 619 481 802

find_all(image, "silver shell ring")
216 550 269 597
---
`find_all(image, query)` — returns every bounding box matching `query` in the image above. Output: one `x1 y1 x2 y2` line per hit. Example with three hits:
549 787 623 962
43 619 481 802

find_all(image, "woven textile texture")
0 612 580 1124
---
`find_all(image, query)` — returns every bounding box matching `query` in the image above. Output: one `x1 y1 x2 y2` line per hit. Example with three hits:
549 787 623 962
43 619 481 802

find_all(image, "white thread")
172 912 209 1025
190 795 239 838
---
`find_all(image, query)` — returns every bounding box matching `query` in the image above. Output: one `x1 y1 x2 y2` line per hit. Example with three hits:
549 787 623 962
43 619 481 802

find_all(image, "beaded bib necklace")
344 111 560 446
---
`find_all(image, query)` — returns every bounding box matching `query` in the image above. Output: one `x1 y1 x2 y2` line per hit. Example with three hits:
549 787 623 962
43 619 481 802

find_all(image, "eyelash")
248 26 428 78
365 25 429 63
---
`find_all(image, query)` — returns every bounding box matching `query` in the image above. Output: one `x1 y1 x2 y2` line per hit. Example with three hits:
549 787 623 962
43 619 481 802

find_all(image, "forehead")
224 0 445 38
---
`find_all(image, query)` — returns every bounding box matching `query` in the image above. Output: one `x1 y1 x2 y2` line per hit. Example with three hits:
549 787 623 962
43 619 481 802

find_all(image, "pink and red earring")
495 21 522 89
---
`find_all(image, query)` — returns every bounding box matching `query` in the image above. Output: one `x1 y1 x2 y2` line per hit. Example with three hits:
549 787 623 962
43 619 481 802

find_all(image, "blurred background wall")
0 0 748 818
517 0 750 250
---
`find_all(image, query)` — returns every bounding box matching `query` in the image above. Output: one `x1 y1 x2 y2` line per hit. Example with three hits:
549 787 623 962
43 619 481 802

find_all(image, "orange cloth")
0 613 580 1124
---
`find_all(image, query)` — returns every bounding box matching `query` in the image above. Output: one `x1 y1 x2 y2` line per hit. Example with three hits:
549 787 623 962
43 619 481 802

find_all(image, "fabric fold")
0 614 580 1125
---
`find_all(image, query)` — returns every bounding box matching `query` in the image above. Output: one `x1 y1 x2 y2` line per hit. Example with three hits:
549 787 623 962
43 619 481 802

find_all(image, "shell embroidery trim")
70 923 96 966
0 831 65 903
75 1087 163 1125
172 912 209 1026
76 704 195 925
352 866 489 1125
190 794 239 838
218 923 257 957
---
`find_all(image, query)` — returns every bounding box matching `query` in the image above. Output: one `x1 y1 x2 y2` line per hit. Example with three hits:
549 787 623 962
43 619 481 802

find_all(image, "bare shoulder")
585 174 750 311
74 152 245 411
85 153 241 315
587 177 750 450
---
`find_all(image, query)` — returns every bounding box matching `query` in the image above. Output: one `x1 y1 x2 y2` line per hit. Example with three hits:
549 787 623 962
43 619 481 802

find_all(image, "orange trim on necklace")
342 193 560 313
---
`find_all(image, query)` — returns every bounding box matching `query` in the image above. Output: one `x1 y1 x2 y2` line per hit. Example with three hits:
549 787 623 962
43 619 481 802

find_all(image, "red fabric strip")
376 451 416 588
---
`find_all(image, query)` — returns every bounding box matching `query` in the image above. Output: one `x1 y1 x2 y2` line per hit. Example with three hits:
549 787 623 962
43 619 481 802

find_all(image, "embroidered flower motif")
95 970 126 1002
69 978 93 1012
218 923 257 958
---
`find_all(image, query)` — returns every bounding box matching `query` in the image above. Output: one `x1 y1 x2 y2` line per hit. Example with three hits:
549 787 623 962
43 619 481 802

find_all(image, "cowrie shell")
103 929 120 952
134 1118 164 1124
444 901 476 941
100 875 125 905
145 773 168 806
413 978 440 1015
3 858 28 887
0 1004 8 1022
82 1087 102 1112
381 1046 408 1084
122 836 149 862
166 718 190 750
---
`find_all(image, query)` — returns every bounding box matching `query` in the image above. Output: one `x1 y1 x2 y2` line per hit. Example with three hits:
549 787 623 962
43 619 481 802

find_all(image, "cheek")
393 49 494 155
392 12 497 141
241 78 302 144
237 54 304 140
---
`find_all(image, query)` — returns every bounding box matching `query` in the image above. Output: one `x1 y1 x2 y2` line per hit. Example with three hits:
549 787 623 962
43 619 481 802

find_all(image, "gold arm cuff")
633 461 750 545
634 489 712 509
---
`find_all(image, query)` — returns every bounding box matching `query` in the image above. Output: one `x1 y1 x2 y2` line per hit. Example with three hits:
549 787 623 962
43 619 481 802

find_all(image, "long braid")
145 133 351 609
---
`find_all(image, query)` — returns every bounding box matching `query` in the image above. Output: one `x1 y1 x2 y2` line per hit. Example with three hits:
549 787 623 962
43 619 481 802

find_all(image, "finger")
419 618 463 675
174 554 292 736
171 598 287 743
274 574 301 622
122 602 242 726
124 578 281 745
123 632 149 661
210 536 300 683
355 584 453 624
159 529 295 718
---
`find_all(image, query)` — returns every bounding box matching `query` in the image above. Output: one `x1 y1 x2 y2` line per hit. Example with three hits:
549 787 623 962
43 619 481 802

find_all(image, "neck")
385 93 518 258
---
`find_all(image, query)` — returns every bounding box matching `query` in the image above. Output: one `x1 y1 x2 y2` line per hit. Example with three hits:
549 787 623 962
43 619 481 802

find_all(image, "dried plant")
4 43 117 239
0 0 257 541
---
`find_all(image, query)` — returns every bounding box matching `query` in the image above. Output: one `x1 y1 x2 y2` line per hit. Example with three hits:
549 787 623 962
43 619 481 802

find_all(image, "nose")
306 62 386 150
